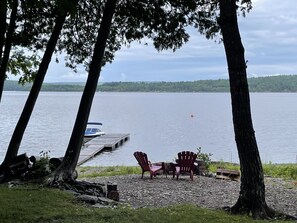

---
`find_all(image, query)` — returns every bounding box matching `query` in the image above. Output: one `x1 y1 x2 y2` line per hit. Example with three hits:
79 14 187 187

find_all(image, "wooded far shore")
4 74 297 93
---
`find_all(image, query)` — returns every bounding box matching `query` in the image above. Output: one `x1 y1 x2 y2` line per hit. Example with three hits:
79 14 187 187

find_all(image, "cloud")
10 0 297 83
102 0 297 82
236 0 297 77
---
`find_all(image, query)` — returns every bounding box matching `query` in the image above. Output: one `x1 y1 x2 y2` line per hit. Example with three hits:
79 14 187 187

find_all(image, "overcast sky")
35 0 297 82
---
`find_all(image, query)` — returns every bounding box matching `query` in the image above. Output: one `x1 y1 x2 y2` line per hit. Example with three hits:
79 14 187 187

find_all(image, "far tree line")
4 74 297 92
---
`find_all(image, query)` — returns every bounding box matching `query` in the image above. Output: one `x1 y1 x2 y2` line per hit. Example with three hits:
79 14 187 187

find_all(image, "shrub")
28 150 54 179
196 147 213 171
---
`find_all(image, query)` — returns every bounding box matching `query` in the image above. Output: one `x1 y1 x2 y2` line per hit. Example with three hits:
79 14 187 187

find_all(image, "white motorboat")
84 122 105 137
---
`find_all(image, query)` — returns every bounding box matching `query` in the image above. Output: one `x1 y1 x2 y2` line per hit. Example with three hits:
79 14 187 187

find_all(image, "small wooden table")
162 162 177 178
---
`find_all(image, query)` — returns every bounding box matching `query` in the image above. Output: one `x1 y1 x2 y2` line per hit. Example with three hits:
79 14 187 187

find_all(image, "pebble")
85 174 297 217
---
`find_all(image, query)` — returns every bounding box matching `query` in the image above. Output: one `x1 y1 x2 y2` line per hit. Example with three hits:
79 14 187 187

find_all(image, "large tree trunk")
0 0 18 102
46 0 117 185
0 0 7 61
218 0 276 219
0 12 67 181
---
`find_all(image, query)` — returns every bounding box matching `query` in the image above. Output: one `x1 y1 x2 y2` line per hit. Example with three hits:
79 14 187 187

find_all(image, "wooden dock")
78 133 130 166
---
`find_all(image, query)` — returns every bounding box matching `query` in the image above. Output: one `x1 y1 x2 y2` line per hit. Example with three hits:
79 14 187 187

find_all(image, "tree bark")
0 0 7 61
0 11 67 181
0 0 17 102
218 0 275 219
47 0 117 184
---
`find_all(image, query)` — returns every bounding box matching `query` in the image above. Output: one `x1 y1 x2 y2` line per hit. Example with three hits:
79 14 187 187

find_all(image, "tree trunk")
0 12 67 181
0 0 17 102
0 0 7 62
218 0 276 219
46 0 117 185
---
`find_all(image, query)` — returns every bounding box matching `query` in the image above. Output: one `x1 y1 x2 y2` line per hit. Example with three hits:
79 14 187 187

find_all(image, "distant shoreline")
4 74 297 92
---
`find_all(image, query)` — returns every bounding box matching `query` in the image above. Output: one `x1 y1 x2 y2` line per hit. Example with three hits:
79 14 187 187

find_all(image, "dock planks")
78 133 129 166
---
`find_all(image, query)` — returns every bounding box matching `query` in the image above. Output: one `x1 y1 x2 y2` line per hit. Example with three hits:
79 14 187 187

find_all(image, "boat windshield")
86 128 100 133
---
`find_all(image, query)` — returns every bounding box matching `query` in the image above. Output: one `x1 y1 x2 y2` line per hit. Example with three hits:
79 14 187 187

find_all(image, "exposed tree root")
43 170 106 197
223 203 297 221
53 179 106 197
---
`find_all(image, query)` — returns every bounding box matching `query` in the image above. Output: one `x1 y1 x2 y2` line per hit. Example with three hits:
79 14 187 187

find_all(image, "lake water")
0 92 296 166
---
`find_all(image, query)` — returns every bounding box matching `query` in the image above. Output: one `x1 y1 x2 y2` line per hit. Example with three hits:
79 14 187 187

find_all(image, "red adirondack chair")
174 151 197 181
133 151 163 179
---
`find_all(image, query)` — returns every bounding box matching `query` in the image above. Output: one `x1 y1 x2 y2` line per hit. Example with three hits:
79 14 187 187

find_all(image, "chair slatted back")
177 151 197 173
134 151 150 172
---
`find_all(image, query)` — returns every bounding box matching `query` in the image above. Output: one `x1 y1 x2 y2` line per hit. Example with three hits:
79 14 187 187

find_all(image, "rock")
77 195 98 204
107 190 119 201
64 189 80 196
92 203 110 208
98 197 118 205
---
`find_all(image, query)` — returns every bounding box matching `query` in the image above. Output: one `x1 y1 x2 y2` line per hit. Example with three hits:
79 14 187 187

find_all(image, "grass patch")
209 161 240 173
78 162 296 181
77 165 141 178
209 162 297 180
262 163 297 180
0 184 90 223
0 183 291 223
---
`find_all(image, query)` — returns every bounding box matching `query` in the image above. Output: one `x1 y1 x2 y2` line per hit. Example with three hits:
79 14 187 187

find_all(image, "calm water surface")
0 92 296 166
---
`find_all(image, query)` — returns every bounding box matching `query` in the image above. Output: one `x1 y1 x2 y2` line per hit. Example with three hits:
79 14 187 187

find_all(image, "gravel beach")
86 174 297 218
